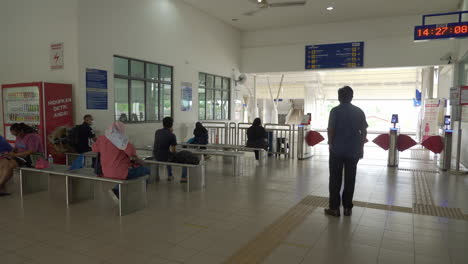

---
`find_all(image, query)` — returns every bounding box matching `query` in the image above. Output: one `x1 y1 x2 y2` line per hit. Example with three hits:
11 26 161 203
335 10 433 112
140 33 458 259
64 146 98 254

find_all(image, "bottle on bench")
47 154 54 165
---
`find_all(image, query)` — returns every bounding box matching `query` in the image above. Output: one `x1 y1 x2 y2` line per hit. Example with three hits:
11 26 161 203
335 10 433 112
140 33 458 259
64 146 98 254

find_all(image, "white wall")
77 0 240 146
0 0 79 132
457 0 468 60
1 0 241 147
241 15 457 73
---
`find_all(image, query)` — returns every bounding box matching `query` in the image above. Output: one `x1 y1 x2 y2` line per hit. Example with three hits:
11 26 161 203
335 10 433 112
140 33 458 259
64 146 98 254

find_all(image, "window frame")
113 55 173 123
198 72 231 121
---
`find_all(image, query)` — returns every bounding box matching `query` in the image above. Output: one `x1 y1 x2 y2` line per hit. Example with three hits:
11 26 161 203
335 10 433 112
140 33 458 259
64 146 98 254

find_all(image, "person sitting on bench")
246 118 268 160
0 134 12 154
153 117 187 183
0 123 43 196
92 121 149 203
192 122 208 146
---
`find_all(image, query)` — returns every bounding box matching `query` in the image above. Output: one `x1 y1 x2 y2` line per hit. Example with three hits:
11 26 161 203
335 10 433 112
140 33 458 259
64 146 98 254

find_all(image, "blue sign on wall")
305 42 364 70
86 69 108 110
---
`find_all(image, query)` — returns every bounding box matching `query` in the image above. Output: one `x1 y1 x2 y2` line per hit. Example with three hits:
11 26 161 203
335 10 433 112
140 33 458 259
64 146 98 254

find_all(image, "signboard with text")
86 69 108 110
305 42 364 70
50 43 64 70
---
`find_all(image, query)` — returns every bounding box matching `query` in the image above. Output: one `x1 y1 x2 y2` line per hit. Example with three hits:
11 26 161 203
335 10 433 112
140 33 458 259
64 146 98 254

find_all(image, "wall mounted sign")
86 69 108 110
305 42 364 70
50 43 64 70
181 82 192 111
461 86 468 106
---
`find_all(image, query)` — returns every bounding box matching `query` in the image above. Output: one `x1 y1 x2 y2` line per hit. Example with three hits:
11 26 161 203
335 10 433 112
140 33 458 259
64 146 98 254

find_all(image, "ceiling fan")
244 0 307 16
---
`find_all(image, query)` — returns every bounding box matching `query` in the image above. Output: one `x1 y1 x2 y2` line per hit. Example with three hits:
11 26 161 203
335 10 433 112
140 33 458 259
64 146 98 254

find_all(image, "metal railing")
201 122 229 145
197 121 298 159
264 124 296 158
228 122 237 145
236 123 252 147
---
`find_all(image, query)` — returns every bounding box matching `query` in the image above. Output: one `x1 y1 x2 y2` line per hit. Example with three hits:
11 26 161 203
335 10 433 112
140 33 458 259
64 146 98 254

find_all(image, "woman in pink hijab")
92 121 149 202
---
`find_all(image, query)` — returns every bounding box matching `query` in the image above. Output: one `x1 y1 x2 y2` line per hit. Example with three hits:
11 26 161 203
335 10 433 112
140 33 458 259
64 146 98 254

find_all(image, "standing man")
153 117 187 182
75 114 97 153
325 86 367 217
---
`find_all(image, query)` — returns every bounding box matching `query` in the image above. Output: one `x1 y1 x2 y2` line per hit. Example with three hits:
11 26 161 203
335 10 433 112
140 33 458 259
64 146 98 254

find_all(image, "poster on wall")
44 83 74 164
181 82 192 111
86 68 108 110
461 86 468 105
50 43 64 70
421 99 441 142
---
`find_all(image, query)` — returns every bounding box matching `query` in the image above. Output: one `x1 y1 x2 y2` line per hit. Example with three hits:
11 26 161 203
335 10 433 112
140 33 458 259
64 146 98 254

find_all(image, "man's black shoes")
324 208 340 217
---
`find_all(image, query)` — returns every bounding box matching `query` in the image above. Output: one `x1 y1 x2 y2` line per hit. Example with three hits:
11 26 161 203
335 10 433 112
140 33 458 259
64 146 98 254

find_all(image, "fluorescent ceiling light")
326 6 334 11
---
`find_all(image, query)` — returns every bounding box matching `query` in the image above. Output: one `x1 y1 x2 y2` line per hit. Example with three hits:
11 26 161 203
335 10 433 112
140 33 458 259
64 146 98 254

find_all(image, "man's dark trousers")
329 152 359 210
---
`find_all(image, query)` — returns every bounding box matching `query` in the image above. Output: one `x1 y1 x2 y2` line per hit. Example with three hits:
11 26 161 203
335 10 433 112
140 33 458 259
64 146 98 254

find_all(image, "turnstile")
440 130 453 171
388 128 399 167
297 125 313 160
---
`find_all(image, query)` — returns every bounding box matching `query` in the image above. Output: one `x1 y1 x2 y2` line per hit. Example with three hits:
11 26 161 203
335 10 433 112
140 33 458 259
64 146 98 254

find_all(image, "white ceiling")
183 0 461 31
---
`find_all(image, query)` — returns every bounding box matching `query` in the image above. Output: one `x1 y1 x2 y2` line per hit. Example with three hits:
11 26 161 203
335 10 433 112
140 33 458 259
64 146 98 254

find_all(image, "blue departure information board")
305 42 364 70
86 69 108 110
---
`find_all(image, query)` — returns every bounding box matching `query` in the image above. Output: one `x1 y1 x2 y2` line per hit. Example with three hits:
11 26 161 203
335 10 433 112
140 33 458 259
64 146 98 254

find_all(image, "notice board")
305 42 364 70
86 69 108 110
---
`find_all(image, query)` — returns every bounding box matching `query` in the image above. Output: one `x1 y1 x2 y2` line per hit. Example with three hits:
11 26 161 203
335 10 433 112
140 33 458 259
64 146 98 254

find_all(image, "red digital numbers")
454 25 468 34
418 29 430 36
416 23 468 40
435 27 448 35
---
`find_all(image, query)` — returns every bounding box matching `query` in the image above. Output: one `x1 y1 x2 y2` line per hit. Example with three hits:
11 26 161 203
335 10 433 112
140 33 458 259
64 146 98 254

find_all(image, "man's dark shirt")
153 128 177 161
328 103 368 158
76 123 95 153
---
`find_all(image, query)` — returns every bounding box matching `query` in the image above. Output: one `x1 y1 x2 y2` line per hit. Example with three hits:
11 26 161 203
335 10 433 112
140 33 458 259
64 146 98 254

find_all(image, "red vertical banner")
43 83 73 164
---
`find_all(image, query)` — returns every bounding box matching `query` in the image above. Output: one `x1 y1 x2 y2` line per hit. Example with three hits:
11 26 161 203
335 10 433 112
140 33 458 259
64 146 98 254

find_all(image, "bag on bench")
171 150 200 165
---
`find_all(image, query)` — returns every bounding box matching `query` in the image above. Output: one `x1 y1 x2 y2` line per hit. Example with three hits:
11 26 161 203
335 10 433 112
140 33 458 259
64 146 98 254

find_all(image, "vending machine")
2 82 73 164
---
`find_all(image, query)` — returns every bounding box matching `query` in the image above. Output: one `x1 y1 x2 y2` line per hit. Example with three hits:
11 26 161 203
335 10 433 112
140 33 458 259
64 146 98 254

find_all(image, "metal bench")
19 165 148 216
136 147 245 176
65 152 204 191
142 159 205 192
178 143 267 165
65 152 96 168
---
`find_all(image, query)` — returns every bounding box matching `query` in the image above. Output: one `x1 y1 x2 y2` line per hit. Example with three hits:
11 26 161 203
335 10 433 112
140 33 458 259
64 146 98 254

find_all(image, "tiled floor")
0 145 467 264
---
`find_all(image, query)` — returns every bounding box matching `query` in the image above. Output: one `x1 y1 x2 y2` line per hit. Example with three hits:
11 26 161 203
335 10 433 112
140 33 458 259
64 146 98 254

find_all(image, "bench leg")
66 177 94 205
118 180 147 216
233 156 244 176
259 150 267 166
48 173 68 203
149 164 159 183
20 170 48 196
184 165 206 192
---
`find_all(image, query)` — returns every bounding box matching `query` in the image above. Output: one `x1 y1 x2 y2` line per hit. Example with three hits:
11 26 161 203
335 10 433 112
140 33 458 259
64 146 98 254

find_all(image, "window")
199 73 230 120
113 56 173 122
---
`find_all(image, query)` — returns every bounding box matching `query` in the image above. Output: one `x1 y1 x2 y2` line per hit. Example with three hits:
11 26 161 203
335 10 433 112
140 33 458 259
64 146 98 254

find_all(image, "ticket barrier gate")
297 125 313 160
440 129 453 171
388 128 399 167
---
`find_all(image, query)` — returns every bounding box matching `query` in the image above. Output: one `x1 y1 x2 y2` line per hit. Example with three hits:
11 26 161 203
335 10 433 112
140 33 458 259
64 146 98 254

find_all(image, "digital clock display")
414 21 468 41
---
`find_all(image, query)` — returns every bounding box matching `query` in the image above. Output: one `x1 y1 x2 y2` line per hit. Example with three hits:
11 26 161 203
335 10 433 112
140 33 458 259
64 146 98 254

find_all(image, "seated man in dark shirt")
153 117 187 182
76 114 96 154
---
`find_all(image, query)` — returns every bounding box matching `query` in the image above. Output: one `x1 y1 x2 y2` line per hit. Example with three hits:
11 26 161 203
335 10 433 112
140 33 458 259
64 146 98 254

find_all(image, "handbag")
35 157 50 169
